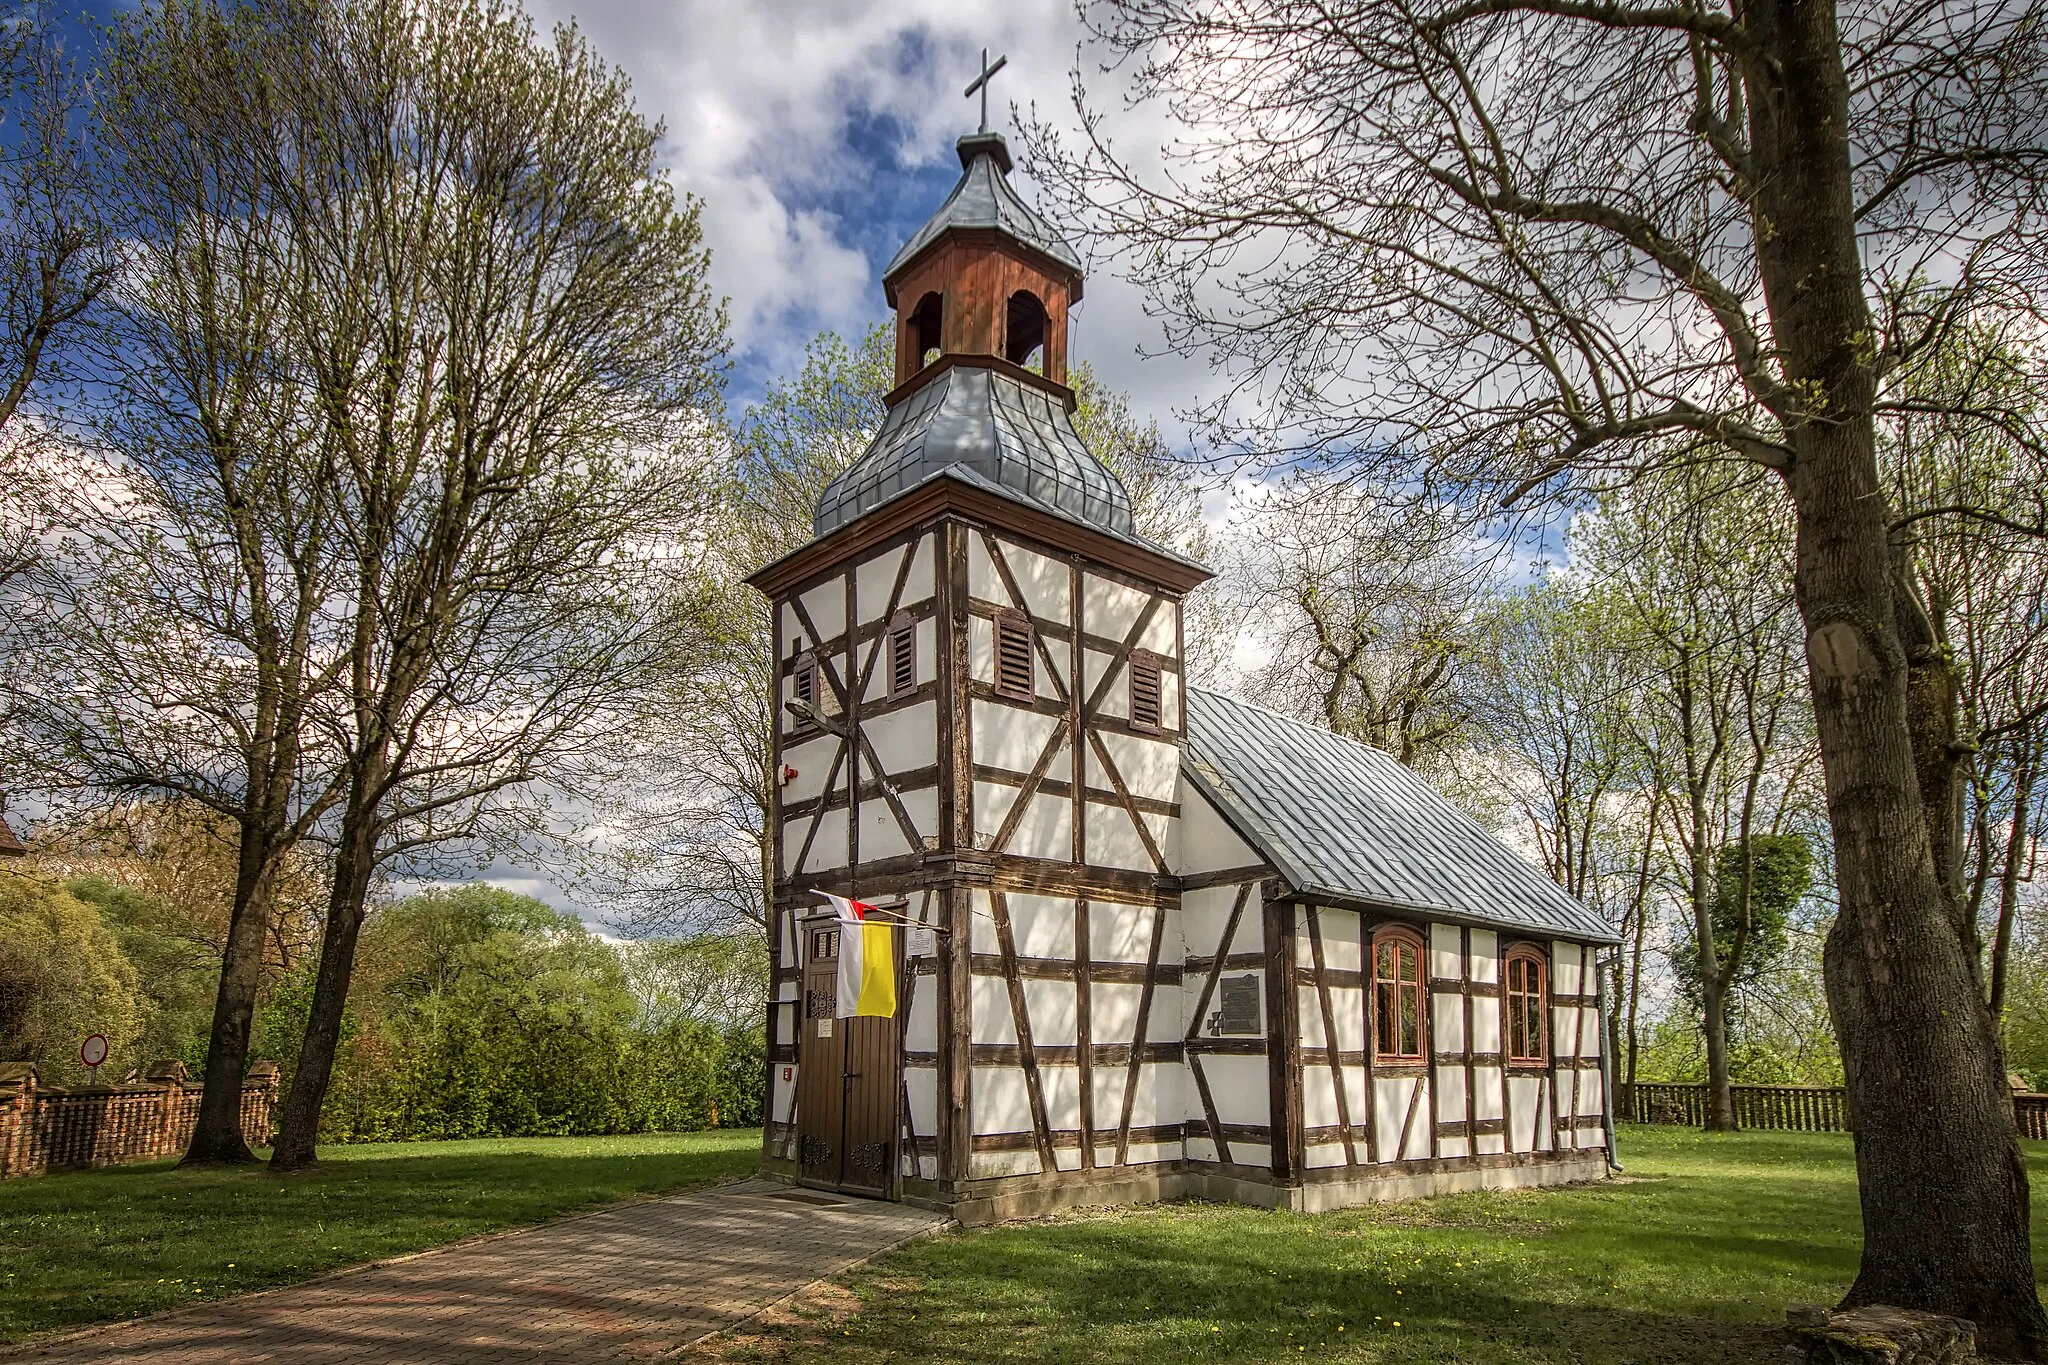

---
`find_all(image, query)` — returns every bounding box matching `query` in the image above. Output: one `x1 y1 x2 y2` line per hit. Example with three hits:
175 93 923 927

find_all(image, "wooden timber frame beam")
1263 880 1304 1183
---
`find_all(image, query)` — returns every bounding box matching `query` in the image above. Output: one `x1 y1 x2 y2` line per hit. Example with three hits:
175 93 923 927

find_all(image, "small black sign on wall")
1209 974 1262 1036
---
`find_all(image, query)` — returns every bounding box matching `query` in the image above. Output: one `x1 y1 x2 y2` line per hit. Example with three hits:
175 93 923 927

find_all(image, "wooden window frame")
1371 924 1429 1068
994 608 1035 700
886 610 917 699
1504 943 1550 1067
1128 649 1164 733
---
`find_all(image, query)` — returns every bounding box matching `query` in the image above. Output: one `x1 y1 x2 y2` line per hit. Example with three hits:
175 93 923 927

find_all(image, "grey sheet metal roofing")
814 362 1145 543
883 133 1084 284
1184 689 1620 944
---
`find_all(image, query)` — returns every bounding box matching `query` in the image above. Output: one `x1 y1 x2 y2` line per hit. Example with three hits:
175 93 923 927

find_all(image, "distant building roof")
1183 689 1619 944
0 818 23 857
883 132 1083 287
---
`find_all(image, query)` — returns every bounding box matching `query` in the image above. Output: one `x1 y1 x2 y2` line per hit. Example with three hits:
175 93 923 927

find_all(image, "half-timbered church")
747 107 1621 1224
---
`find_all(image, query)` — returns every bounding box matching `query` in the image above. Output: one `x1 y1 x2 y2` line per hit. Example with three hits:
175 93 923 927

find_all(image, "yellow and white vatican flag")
822 894 897 1018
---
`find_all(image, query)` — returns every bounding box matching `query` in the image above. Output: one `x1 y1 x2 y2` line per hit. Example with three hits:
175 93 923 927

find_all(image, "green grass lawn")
723 1126 2048 1364
0 1128 762 1344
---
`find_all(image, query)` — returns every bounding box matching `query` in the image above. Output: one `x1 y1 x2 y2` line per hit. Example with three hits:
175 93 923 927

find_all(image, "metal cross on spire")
963 48 1008 134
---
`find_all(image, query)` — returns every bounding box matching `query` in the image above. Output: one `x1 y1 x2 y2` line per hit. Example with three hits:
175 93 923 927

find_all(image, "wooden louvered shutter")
791 654 817 735
1129 651 1163 731
995 611 1034 699
887 612 915 698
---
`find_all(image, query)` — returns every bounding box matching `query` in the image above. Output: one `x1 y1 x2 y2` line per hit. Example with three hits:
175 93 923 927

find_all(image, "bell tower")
748 69 1209 1212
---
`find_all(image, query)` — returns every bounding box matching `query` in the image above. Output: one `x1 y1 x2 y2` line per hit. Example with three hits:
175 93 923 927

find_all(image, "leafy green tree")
0 867 142 1080
1673 834 1814 1042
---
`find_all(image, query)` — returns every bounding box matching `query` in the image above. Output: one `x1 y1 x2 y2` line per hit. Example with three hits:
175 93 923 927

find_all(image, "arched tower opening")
905 291 944 373
1005 290 1047 372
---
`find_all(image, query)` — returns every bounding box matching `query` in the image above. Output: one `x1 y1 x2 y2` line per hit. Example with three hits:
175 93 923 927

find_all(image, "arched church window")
1373 924 1428 1064
910 291 944 369
1005 289 1047 371
1504 943 1549 1064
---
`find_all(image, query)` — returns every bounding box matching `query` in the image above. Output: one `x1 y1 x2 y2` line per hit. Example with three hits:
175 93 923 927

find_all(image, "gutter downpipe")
1595 948 1623 1173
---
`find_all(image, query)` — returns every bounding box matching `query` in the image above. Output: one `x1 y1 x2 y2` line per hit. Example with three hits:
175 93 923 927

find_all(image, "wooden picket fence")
1618 1082 2048 1139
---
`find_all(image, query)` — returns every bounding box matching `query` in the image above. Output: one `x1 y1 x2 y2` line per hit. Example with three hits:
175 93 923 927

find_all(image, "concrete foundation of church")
768 1150 1610 1226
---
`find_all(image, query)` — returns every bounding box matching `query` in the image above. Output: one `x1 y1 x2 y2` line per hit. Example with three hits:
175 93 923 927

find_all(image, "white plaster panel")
860 800 913 861
1431 991 1466 1053
971 1064 1033 1135
1086 801 1154 871
1090 1067 1126 1131
904 1066 938 1137
1116 1141 1180 1167
1006 793 1074 861
1174 786 1258 878
1204 1054 1272 1125
1097 730 1178 803
1160 669 1181 732
779 601 801 648
973 780 1019 842
1143 811 1175 864
1137 602 1177 656
1040 1062 1082 1131
1302 1063 1363 1129
1469 930 1500 984
1116 1062 1181 1128
1306 1142 1348 1170
899 788 937 847
1435 1062 1468 1120
1401 1079 1433 1158
855 544 909 626
1182 881 1254 955
904 533 934 605
967 529 1001 606
1509 1076 1543 1151
970 1150 1042 1179
1053 1147 1083 1172
1324 987 1368 1051
905 978 938 1052
969 889 997 954
1472 1065 1505 1121
771 1065 797 1122
1553 1005 1581 1059
973 700 1062 774
968 614 994 684
1007 894 1075 957
1371 1076 1409 1161
1092 981 1143 1046
1192 1138 1270 1169
772 980 797 1004
1472 995 1502 1053
778 909 799 968
1313 909 1364 972
1430 924 1464 981
1024 978 1078 1047
799 812 848 873
1089 900 1155 961
771 1002 795 1048
862 704 937 773
1144 986 1185 1043
1553 942 1584 996
797 578 846 646
1043 643 1070 697
1082 572 1150 637
1297 986 1327 1051
993 538 1072 624
972 972 1017 1045
1082 648 1119 717
778 734 840 805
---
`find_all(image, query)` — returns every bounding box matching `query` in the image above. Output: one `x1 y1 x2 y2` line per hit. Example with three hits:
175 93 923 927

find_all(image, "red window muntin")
1504 943 1549 1064
1372 924 1428 1064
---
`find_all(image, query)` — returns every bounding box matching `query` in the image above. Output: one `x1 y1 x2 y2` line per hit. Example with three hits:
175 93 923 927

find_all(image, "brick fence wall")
0 1060 281 1178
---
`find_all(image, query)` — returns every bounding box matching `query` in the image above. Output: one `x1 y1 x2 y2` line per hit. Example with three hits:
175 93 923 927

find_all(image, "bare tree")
1233 480 1486 768
249 0 728 1170
1028 0 2048 1339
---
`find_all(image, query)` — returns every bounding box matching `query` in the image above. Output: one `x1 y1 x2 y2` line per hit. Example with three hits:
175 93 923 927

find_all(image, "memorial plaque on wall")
1209 974 1262 1035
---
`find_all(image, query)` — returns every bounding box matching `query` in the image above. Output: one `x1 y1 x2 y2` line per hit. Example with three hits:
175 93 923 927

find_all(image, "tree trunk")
183 816 280 1165
1989 758 2033 1021
270 790 381 1171
1750 0 2046 1347
1701 973 1737 1131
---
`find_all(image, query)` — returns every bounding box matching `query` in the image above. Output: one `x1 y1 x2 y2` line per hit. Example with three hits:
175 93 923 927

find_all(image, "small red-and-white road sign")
79 1034 108 1069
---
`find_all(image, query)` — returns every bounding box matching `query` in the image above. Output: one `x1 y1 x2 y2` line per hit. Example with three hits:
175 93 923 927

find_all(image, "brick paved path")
6 1180 948 1363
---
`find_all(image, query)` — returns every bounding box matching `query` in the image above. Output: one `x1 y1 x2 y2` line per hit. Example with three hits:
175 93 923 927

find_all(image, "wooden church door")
796 918 899 1197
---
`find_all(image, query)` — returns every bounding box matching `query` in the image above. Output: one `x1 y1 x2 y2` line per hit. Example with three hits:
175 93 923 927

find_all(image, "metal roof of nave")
1184 689 1620 944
